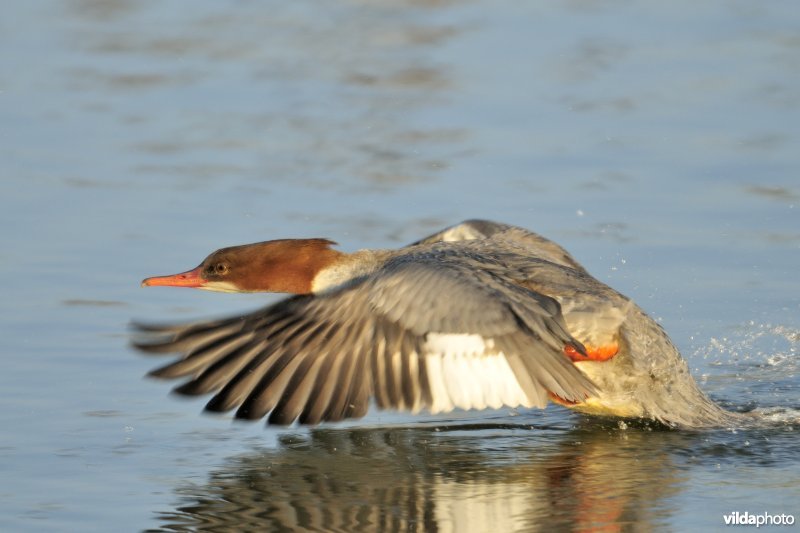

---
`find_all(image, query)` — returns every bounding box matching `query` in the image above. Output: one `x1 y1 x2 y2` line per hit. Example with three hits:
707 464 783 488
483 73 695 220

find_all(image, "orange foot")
564 343 619 363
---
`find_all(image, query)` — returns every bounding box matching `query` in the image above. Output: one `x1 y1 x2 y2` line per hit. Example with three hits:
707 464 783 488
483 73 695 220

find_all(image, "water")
1 1 798 531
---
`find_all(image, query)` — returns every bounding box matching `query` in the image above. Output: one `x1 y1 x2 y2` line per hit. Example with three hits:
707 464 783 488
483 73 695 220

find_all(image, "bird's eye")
205 263 229 276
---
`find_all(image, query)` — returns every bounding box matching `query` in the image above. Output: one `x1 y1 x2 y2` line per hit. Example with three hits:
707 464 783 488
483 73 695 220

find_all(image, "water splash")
692 322 799 427
748 406 800 426
697 322 799 370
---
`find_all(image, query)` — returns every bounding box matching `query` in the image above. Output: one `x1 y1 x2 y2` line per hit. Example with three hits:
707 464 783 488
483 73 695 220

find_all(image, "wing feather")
148 331 254 379
238 352 308 420
173 338 268 396
268 355 327 425
204 343 283 413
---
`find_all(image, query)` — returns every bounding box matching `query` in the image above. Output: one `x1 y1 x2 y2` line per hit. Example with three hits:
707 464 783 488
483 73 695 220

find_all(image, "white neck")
310 249 391 294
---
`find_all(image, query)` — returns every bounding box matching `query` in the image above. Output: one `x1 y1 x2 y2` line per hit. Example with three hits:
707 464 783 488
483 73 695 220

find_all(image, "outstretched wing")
133 251 595 425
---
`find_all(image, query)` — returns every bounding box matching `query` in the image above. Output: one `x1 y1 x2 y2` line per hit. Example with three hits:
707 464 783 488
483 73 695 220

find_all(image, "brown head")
141 239 343 294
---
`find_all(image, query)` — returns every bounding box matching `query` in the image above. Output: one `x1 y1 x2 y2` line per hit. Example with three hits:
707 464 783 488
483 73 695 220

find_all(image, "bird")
133 219 743 428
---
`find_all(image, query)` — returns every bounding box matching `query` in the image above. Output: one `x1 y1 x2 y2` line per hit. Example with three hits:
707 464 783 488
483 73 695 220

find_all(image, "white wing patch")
423 333 531 413
425 333 492 354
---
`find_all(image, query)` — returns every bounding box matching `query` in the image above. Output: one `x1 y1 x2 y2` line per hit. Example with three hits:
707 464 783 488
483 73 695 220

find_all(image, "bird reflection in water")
151 419 686 532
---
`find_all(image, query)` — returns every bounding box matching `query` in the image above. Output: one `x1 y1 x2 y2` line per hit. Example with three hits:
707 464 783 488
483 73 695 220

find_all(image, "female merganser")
134 220 741 428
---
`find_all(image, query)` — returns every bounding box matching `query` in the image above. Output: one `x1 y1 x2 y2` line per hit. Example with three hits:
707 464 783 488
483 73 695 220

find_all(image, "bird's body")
135 220 741 428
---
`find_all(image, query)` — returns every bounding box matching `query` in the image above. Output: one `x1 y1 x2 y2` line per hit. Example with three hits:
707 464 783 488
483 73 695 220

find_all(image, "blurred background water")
1 1 798 531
